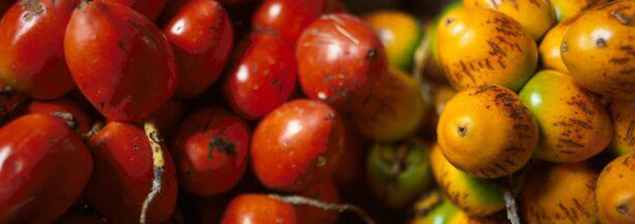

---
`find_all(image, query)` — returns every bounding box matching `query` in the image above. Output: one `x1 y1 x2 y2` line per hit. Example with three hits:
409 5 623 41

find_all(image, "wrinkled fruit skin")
0 0 79 99
437 8 538 92
87 122 178 224
539 15 580 74
253 0 324 46
164 0 233 99
296 180 339 224
172 108 250 196
221 194 297 224
27 99 92 134
364 10 422 72
297 13 387 110
65 1 178 122
596 152 635 224
610 100 635 156
226 32 297 120
97 0 168 20
251 100 345 192
562 0 635 100
437 84 538 178
550 0 608 21
464 0 555 40
0 115 93 224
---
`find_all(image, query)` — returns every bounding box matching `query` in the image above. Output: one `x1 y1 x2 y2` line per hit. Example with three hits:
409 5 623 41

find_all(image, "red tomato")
0 115 93 224
27 99 92 134
164 0 233 99
296 180 339 224
225 32 297 120
96 0 168 20
252 0 324 46
251 99 345 191
0 0 79 99
221 194 297 224
65 1 178 122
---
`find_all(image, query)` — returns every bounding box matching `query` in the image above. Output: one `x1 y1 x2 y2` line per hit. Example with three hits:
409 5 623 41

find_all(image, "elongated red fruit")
221 194 297 224
97 0 168 21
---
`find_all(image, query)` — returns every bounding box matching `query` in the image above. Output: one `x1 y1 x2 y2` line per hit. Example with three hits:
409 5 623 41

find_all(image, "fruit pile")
0 0 633 223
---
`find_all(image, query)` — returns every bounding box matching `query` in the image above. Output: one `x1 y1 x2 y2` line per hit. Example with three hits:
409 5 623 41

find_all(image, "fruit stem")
268 194 376 224
140 120 166 224
504 191 521 224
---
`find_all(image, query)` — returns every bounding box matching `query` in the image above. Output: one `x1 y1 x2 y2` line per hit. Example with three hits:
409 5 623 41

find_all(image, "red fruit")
251 99 345 191
217 0 251 5
27 99 92 134
226 32 297 119
252 0 324 46
172 108 250 196
0 115 93 224
296 13 387 110
333 119 368 187
86 122 178 224
221 194 297 224
0 79 28 123
97 0 167 20
296 180 339 224
323 0 346 13
156 0 191 26
0 0 79 99
56 213 109 224
164 0 233 99
65 1 178 122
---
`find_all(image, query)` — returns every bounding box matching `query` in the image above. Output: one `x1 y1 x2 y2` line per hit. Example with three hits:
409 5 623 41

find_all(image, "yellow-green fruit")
437 84 538 178
521 163 598 224
464 0 555 40
365 10 423 72
550 0 608 21
430 144 506 216
411 200 509 224
539 15 580 74
596 152 635 224
519 70 612 163
437 8 538 92
423 1 463 82
610 100 635 156
561 0 635 100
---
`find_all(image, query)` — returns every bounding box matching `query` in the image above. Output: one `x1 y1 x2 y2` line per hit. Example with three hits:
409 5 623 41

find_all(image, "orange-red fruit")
296 180 339 224
221 194 297 224
97 0 168 20
27 99 92 134
252 0 324 46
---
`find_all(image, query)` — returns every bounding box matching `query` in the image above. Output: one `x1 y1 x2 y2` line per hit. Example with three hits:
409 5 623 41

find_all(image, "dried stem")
268 194 376 224
504 191 521 224
140 120 166 224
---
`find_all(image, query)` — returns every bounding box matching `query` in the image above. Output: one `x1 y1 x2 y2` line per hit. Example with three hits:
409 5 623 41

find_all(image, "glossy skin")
253 0 324 46
610 100 635 156
367 140 432 209
596 152 635 224
550 0 608 21
65 1 178 122
297 13 388 111
296 180 339 224
0 0 78 99
423 1 462 82
364 10 423 72
562 0 635 100
251 100 345 192
464 0 555 40
519 70 612 163
539 16 579 74
87 122 178 224
437 85 538 178
437 8 538 92
226 33 297 120
164 0 233 99
27 99 92 134
521 163 598 224
411 200 509 224
221 194 297 224
97 0 168 20
172 108 250 196
0 115 93 224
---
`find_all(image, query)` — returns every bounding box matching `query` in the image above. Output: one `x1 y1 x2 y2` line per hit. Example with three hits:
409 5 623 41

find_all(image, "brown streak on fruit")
488 41 507 57
611 58 631 64
570 118 593 130
559 139 585 148
460 61 476 84
611 10 635 26
19 0 44 21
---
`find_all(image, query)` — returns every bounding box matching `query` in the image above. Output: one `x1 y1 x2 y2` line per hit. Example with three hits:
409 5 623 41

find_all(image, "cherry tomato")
251 100 344 191
0 114 93 224
97 0 168 20
221 194 297 224
27 99 92 134
65 1 178 122
225 32 297 119
296 180 339 224
164 0 233 99
252 0 324 46
0 0 79 99
296 13 387 111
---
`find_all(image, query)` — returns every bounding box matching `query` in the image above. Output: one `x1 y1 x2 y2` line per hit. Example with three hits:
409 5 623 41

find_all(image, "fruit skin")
519 70 612 163
225 32 297 120
221 194 297 224
296 13 387 110
86 121 178 224
97 0 168 20
27 99 92 134
464 0 555 40
333 119 368 187
0 0 15 17
0 0 79 99
437 8 538 92
0 79 28 124
609 100 635 156
251 100 345 192
430 145 506 217
65 1 178 122
55 212 110 224
296 180 339 224
148 99 184 140
172 108 250 196
252 0 324 46
364 10 423 72
437 84 538 178
164 0 233 99
596 152 635 224
549 0 608 21
561 0 635 100
539 16 580 74
411 200 509 224
521 163 598 224
422 1 462 82
0 115 93 224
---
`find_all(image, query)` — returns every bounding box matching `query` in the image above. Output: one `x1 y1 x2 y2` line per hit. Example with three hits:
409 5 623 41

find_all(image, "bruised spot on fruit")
208 136 236 160
611 10 635 26
445 17 453 25
597 38 608 48
617 203 630 215
51 111 78 130
19 0 44 21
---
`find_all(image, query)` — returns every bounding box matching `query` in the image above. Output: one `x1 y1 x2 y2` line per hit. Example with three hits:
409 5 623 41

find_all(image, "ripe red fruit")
0 114 93 224
0 79 28 123
0 0 79 99
172 108 250 196
296 180 339 224
296 13 387 110
97 0 168 21
56 213 110 224
221 194 297 224
27 99 92 134
251 99 345 191
252 0 324 46
86 121 178 224
333 119 368 187
65 1 178 122
225 32 297 119
164 0 233 99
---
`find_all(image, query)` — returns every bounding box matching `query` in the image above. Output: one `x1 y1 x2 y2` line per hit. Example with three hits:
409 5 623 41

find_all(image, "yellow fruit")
464 0 555 40
365 10 423 72
539 15 580 74
549 0 608 21
596 152 635 224
610 100 635 156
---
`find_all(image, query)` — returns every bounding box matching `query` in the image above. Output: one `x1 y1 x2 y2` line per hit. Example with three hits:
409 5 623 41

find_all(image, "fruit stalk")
268 194 376 224
141 120 166 224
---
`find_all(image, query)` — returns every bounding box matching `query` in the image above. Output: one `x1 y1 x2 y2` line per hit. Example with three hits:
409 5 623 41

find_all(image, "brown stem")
268 194 376 224
140 120 166 224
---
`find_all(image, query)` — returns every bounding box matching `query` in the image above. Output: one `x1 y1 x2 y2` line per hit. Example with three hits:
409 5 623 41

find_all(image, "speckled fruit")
464 0 555 40
539 16 580 74
610 100 635 156
596 152 635 224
